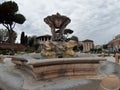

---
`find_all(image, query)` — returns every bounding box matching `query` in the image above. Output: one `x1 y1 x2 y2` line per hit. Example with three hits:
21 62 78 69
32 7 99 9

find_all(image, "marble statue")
44 13 71 41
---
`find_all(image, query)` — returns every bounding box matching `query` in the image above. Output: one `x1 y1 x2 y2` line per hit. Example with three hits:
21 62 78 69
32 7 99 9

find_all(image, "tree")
70 36 79 42
20 32 28 46
55 29 73 41
79 45 83 51
27 36 38 50
97 48 102 53
103 44 108 49
24 35 28 46
0 29 8 42
73 45 79 52
55 29 73 40
0 29 17 43
6 30 17 43
0 1 26 44
20 32 25 45
70 35 80 51
64 29 73 38
28 37 34 47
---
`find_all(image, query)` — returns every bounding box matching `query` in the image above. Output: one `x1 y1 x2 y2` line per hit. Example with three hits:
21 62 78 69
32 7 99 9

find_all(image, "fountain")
11 13 106 80
41 13 76 58
44 12 71 41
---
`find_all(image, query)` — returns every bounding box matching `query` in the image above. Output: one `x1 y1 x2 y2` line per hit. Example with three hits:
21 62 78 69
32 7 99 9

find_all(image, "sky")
0 0 120 45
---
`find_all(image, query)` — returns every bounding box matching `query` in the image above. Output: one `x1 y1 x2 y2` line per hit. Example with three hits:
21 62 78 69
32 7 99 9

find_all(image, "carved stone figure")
63 40 77 57
44 13 71 41
42 13 76 58
41 41 56 58
41 40 76 58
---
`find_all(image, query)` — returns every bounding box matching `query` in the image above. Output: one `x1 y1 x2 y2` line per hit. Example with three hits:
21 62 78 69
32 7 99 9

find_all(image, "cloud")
1 0 120 45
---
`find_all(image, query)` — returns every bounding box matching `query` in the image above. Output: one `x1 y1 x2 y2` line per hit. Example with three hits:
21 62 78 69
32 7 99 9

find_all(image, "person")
114 52 120 63
101 52 105 57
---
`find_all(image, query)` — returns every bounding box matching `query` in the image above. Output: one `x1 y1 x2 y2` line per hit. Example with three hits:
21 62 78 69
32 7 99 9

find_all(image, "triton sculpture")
44 13 71 41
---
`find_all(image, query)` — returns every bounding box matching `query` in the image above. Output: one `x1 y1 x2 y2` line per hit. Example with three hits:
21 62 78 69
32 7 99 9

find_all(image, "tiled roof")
83 39 93 42
36 34 51 39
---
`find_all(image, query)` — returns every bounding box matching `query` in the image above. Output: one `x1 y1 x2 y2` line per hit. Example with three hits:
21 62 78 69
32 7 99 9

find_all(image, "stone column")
44 37 45 41
46 37 48 41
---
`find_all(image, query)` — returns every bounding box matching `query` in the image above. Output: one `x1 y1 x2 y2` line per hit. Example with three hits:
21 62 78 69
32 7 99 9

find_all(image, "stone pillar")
84 43 87 52
83 43 85 52
46 37 48 41
41 37 43 41
44 37 45 41
88 43 89 51
87 43 88 51
40 38 42 41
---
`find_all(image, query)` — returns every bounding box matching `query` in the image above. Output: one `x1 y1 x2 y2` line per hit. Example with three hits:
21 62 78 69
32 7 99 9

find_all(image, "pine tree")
0 1 26 43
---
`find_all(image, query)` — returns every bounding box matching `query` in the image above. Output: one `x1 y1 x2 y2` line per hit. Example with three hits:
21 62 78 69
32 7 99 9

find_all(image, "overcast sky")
1 0 120 45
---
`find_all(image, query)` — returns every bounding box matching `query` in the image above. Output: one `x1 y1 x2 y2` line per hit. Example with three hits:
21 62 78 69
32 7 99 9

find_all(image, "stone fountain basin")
11 57 106 80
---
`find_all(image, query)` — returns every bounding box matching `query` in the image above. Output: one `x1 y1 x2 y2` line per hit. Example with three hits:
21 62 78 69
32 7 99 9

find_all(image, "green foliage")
97 48 102 53
28 37 34 47
64 29 73 35
70 36 79 42
56 29 73 35
20 32 28 46
0 29 8 42
0 29 17 43
103 44 108 49
0 50 14 55
0 1 18 13
0 1 25 25
73 45 83 52
24 35 28 46
20 32 25 44
55 29 74 41
0 1 18 24
34 43 40 50
79 45 83 51
0 1 26 43
73 45 79 52
90 48 102 53
10 30 17 43
14 14 26 24
0 50 6 55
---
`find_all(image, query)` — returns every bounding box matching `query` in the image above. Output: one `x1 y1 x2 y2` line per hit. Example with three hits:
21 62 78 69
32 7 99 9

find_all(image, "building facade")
36 34 52 51
107 38 120 52
37 35 94 52
82 39 94 52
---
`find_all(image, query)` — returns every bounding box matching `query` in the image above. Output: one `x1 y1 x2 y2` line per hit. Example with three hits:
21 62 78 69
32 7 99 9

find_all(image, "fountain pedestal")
41 40 77 58
12 57 106 80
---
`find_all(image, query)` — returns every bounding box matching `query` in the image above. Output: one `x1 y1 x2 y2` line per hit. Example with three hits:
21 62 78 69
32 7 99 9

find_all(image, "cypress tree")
20 32 25 45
